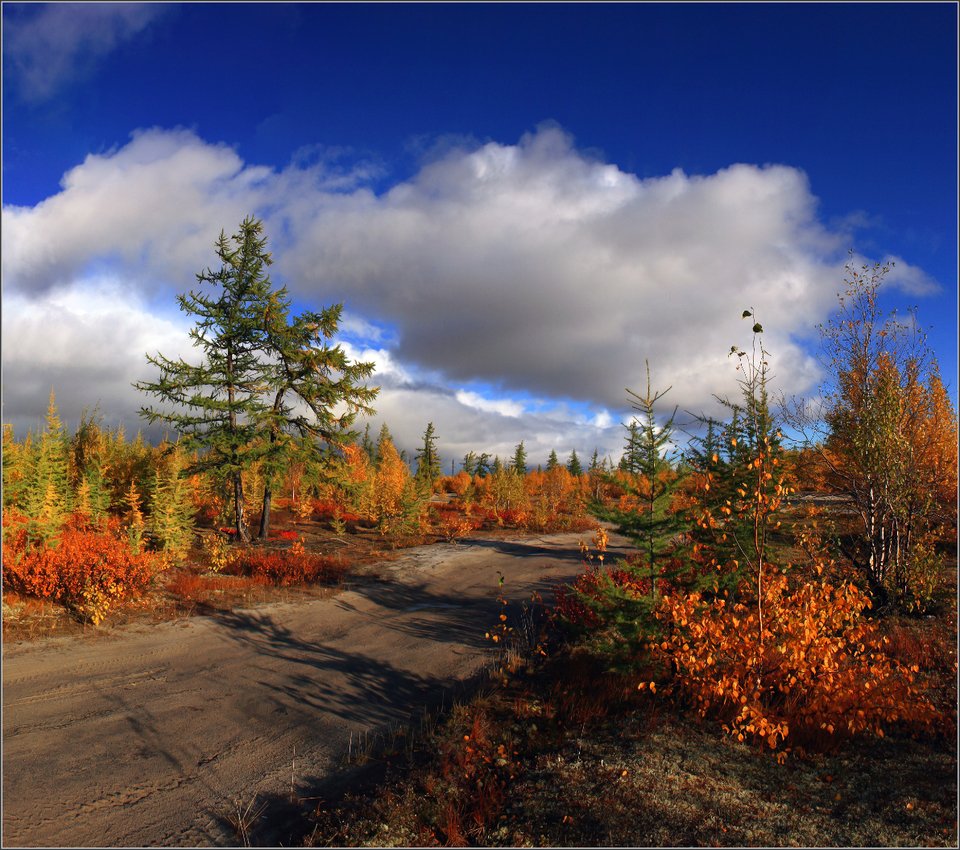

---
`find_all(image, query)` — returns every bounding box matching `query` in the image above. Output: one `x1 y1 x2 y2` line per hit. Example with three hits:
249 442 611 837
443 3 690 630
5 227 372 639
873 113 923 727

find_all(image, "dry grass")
301 638 957 848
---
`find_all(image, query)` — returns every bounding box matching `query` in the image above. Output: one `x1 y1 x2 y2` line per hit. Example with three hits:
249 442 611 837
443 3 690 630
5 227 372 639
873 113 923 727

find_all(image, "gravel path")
2 530 626 848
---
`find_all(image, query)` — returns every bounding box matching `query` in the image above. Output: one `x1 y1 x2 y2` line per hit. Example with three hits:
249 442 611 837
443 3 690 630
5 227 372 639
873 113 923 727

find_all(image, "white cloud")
4 124 929 457
881 255 941 297
454 390 526 419
1 278 191 435
360 382 625 471
3 4 170 102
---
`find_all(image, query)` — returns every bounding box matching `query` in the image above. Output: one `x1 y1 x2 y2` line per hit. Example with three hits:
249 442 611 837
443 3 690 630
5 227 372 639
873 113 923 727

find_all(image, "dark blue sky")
2 3 957 455
6 4 956 235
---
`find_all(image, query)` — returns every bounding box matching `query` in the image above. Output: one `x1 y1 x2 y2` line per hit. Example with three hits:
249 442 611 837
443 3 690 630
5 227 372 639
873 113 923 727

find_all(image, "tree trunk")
258 418 281 541
234 471 250 543
259 483 272 540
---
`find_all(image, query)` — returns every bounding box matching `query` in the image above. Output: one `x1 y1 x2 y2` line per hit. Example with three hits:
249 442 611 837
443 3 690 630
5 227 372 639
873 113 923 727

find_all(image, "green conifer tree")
148 441 197 555
257 298 377 539
511 441 527 476
26 391 72 547
136 217 278 542
414 422 442 488
361 423 376 462
474 452 492 478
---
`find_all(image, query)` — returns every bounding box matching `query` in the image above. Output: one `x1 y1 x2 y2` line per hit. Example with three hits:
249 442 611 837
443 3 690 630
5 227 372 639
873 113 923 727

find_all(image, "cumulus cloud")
1 278 192 436
3 4 170 102
4 123 927 458
355 376 625 470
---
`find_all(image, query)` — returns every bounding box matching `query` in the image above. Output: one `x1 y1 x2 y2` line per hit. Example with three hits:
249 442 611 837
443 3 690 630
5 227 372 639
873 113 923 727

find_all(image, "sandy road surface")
2 530 628 848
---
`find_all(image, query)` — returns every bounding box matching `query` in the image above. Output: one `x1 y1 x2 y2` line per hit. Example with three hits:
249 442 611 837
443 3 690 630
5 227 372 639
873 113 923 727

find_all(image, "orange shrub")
446 471 473 497
652 569 939 759
2 512 159 623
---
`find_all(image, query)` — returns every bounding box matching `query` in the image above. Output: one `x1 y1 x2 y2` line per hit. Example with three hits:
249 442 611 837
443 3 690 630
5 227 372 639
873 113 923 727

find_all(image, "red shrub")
165 571 250 600
2 513 159 622
431 500 463 514
225 547 348 586
555 566 653 630
311 499 339 518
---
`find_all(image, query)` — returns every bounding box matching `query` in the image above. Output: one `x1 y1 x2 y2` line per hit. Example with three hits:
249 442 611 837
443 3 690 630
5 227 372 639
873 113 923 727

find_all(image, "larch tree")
137 217 279 542
26 391 72 547
256 296 377 540
147 440 197 556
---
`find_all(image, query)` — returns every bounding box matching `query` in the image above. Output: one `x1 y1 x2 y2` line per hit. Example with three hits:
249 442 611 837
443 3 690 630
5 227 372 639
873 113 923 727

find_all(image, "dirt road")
2 530 627 847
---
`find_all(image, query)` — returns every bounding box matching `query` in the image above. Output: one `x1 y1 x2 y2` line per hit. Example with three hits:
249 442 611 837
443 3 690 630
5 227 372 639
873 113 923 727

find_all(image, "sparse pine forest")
2 220 957 844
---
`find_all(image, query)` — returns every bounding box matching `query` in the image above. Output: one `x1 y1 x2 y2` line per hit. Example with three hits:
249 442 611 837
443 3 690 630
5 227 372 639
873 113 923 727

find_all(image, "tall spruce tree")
136 217 277 542
137 217 378 542
567 449 583 476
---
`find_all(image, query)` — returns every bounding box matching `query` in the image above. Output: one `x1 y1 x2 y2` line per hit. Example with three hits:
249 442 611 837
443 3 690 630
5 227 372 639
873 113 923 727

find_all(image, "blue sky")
3 2 957 466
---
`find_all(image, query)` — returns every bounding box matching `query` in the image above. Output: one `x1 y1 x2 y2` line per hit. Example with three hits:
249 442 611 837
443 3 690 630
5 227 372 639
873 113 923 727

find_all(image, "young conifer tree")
512 441 527 476
580 364 683 666
591 361 682 602
414 422 442 488
26 391 72 547
148 440 197 556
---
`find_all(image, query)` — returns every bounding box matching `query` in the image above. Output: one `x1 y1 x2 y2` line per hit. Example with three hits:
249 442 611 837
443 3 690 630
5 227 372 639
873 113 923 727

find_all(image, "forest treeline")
3 219 957 758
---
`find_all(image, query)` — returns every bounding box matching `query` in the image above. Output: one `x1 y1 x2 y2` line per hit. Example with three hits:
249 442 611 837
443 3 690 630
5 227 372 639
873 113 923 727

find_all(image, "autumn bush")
650 567 939 759
165 570 251 600
223 544 348 586
433 702 522 843
2 511 160 623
